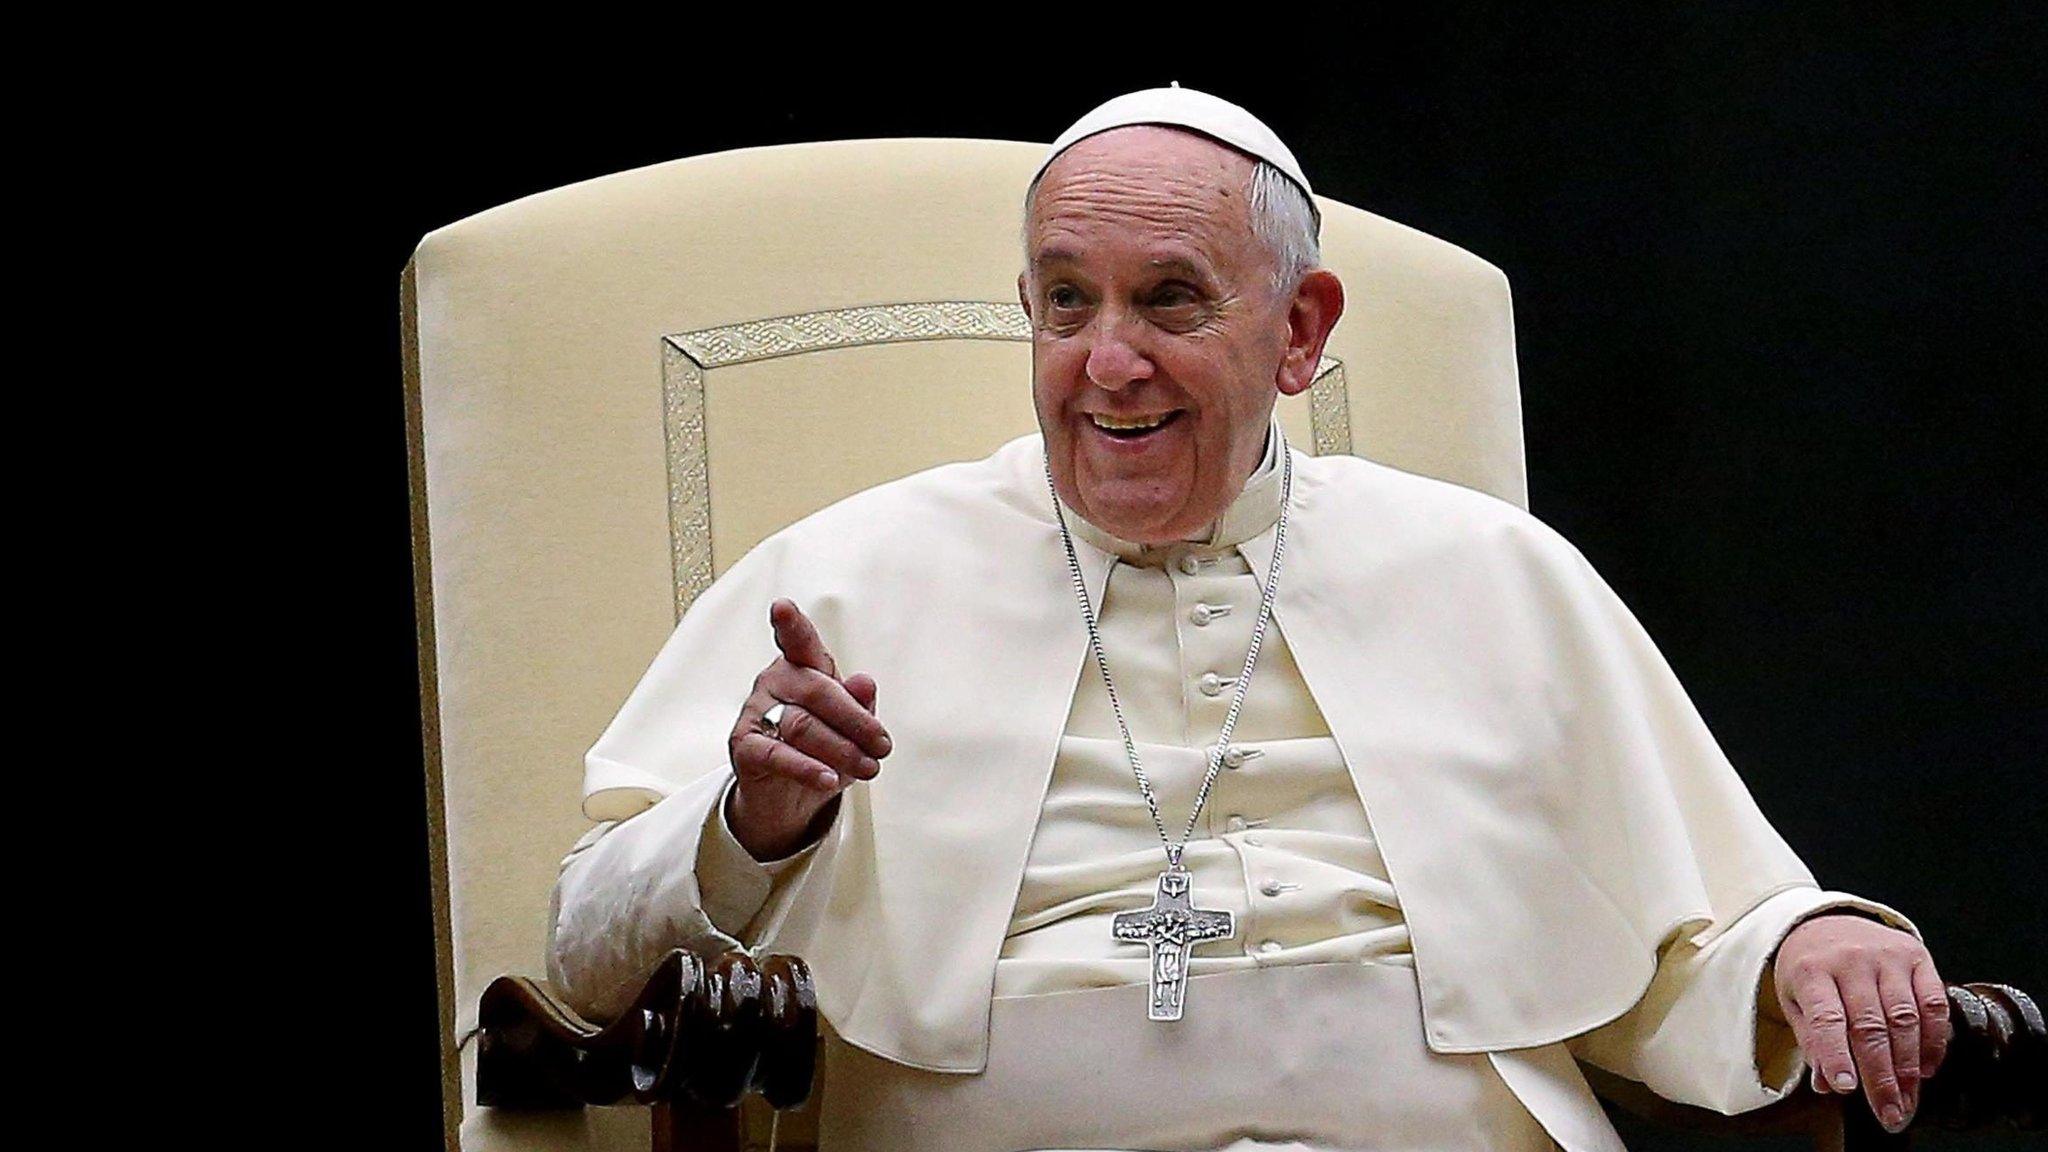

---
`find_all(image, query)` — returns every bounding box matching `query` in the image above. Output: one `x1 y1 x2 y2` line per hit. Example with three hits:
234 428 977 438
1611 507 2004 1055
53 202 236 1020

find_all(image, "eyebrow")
1142 256 1213 282
1029 246 1217 283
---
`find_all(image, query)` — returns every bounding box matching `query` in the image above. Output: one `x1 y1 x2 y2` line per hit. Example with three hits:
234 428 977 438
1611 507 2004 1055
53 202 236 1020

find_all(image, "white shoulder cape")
578 432 1839 1075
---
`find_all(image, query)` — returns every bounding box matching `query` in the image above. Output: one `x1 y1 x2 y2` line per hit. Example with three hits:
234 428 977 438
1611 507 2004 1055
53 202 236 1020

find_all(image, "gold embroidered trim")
1308 359 1352 458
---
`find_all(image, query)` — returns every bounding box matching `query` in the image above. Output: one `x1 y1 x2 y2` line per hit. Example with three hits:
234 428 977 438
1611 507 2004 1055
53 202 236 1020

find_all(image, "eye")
1047 284 1085 310
1145 282 1210 329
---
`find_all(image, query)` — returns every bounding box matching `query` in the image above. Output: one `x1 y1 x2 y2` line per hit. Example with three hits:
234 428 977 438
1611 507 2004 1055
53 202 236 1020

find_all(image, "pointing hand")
725 599 892 860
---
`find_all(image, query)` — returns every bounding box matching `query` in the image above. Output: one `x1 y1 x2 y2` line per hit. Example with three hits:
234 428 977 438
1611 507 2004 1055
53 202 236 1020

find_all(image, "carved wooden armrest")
477 950 815 1152
1583 982 2042 1149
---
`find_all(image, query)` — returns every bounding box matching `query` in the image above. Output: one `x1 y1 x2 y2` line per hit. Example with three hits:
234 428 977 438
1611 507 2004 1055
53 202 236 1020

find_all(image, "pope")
549 86 1948 1150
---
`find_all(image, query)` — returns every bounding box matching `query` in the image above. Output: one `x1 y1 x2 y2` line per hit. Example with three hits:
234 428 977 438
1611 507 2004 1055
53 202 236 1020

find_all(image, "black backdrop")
354 9 2043 1146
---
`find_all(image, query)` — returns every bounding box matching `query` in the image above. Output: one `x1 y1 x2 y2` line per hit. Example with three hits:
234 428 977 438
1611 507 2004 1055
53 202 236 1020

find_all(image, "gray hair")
1020 156 1322 298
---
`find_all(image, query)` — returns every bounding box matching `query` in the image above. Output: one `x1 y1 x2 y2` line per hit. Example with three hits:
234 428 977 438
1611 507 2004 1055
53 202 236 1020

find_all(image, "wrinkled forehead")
1026 126 1261 258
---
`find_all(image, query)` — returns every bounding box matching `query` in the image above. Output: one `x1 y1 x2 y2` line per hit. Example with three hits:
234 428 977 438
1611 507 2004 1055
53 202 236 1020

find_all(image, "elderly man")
548 87 1946 1151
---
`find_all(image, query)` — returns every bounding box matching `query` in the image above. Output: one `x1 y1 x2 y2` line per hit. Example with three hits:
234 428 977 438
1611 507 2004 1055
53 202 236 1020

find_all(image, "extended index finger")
771 666 892 760
770 598 839 678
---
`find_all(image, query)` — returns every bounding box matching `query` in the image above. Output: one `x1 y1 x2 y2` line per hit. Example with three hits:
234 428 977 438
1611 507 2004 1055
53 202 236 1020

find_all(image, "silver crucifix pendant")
1112 867 1236 1021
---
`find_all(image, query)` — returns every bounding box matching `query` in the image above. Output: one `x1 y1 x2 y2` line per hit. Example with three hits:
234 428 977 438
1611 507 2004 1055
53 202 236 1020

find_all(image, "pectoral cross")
1112 868 1235 1021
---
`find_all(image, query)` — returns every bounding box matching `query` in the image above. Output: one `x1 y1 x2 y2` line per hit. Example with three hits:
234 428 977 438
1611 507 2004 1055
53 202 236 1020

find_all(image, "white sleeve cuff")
696 775 828 934
1566 883 1921 1116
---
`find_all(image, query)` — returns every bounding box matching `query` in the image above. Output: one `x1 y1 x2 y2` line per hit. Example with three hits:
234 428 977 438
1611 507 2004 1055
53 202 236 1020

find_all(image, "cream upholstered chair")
401 137 1525 1150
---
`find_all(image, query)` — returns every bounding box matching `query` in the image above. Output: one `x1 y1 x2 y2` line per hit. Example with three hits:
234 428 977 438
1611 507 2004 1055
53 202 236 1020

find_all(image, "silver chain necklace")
1044 437 1293 1021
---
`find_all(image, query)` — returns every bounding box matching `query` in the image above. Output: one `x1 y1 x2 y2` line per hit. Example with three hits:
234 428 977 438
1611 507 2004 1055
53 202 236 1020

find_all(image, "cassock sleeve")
542 527 853 1024
545 771 837 1022
1566 884 1920 1114
697 776 826 931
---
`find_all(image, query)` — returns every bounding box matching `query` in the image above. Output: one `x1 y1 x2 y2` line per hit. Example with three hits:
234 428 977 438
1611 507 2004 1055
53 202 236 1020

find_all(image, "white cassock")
547 420 1918 1151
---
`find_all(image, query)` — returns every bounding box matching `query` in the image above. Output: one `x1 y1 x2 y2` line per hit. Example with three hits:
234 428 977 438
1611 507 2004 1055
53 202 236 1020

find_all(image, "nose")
1083 308 1155 391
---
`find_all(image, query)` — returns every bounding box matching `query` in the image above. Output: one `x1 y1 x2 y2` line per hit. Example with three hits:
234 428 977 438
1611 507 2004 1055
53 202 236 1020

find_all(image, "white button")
1224 815 1247 833
1178 555 1203 576
1258 940 1282 954
1198 672 1227 697
1260 879 1284 897
1221 745 1248 768
1190 604 1214 626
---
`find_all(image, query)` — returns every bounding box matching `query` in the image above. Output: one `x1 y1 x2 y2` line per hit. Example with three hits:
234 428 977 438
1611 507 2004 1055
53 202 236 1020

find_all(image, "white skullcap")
1031 81 1318 223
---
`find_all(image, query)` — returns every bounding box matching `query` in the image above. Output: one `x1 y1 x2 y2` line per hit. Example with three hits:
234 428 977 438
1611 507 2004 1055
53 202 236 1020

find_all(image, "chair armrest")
1920 983 2043 1134
476 949 818 1112
1583 982 2043 1148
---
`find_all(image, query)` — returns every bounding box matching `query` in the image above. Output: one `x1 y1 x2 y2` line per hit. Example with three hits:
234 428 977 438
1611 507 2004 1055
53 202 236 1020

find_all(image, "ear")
1016 271 1033 324
1275 270 1346 397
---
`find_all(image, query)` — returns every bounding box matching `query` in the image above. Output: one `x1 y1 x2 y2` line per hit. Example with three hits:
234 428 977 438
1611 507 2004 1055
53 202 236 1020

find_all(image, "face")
1019 126 1340 544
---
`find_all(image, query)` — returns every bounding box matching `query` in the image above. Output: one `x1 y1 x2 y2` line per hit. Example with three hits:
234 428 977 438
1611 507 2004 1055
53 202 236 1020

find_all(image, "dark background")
350 7 2042 1146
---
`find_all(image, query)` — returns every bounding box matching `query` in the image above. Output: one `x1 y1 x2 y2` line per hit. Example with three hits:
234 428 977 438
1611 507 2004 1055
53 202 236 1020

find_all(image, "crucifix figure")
1112 868 1236 1021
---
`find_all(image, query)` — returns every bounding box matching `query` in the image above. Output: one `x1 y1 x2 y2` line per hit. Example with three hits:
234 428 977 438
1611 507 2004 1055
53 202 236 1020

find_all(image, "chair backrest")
402 136 1523 1150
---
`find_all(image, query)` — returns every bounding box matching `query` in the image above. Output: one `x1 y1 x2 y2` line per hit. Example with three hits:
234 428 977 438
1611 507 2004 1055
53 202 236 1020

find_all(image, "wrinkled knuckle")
785 670 824 704
768 743 812 778
1785 957 1827 984
807 669 849 705
1807 1006 1848 1029
821 728 861 761
1886 1004 1920 1028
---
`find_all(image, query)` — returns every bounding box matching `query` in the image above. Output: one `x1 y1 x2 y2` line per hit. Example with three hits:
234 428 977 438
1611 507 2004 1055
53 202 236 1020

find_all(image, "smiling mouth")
1088 410 1185 439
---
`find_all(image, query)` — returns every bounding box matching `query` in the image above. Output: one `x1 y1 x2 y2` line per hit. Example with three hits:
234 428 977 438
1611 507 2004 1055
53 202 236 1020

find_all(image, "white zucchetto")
1032 81 1318 224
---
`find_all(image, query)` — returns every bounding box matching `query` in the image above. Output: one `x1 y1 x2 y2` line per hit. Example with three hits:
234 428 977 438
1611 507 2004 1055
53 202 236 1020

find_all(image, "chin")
1079 493 1200 544
1060 463 1207 542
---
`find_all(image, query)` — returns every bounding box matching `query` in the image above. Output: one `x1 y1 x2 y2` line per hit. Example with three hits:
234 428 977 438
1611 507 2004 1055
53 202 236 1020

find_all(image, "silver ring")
757 701 788 740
